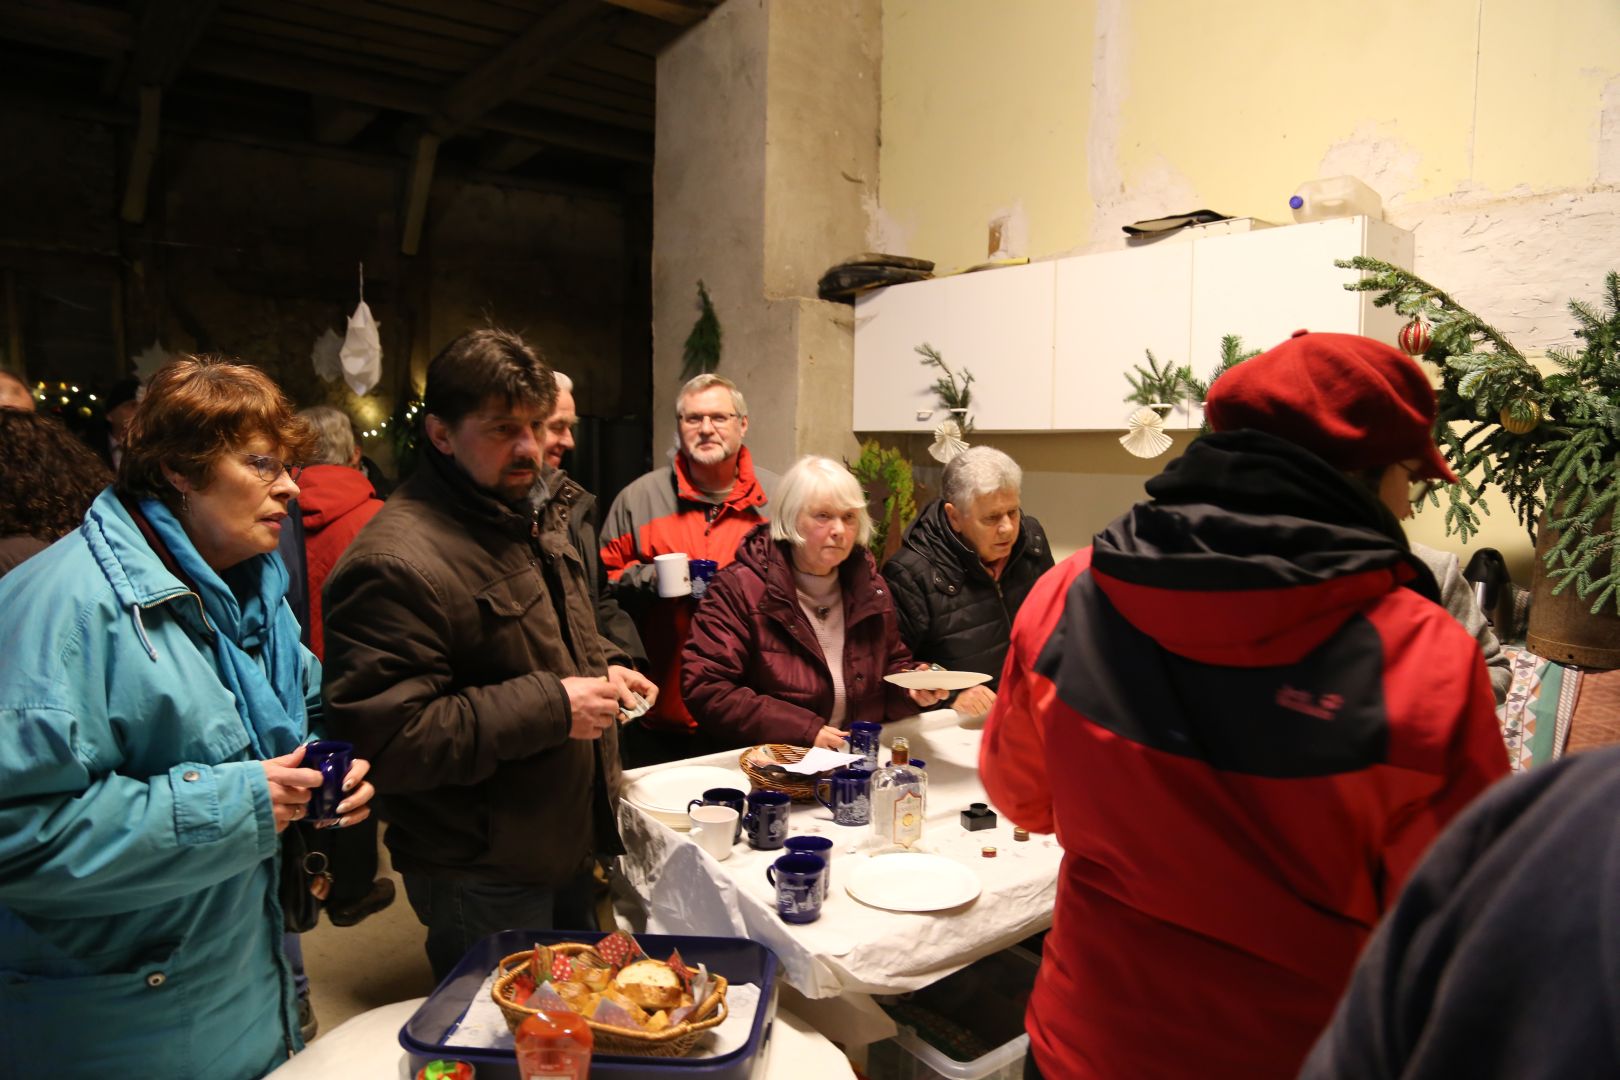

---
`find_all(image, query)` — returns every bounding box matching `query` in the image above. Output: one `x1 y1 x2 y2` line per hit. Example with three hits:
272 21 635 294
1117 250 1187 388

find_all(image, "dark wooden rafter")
430 0 624 137
309 95 378 145
119 0 219 223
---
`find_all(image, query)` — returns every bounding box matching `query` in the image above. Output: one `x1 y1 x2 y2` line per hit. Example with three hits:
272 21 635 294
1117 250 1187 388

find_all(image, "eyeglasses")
1408 475 1443 506
238 452 302 484
679 412 739 428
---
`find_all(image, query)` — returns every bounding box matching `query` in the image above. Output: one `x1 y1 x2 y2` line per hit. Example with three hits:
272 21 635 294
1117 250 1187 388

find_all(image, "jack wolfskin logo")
1275 685 1345 721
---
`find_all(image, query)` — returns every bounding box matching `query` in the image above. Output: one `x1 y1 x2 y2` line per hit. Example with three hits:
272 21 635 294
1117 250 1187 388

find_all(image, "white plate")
624 764 749 831
884 669 992 692
844 852 982 912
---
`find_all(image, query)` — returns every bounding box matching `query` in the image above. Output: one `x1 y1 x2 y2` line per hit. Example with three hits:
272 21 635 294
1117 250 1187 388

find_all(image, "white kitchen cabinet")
1188 216 1415 387
853 261 1055 433
852 276 945 433
851 216 1413 432
1053 243 1194 431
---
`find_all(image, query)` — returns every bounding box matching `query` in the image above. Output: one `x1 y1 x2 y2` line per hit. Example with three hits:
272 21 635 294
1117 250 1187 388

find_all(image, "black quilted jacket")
881 498 1053 689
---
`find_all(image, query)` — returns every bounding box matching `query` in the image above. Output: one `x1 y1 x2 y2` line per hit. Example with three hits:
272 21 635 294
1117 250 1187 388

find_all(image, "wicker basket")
491 945 729 1058
738 743 821 802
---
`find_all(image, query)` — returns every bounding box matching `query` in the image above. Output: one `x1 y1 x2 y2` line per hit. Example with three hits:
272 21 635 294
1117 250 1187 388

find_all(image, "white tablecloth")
617 711 1060 1004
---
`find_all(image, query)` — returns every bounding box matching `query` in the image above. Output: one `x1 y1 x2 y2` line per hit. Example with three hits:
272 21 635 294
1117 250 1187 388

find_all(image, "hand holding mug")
812 725 849 750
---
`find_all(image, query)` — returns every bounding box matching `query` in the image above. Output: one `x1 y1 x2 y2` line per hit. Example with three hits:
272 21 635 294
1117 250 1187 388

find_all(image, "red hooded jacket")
980 432 1509 1080
299 463 383 660
682 523 916 748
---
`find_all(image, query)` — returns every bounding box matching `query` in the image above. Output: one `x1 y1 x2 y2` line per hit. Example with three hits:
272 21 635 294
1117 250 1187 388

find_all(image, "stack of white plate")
623 764 750 831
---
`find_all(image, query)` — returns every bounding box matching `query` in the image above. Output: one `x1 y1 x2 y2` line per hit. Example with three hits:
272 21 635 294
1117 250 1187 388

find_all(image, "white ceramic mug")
688 804 738 861
654 552 692 597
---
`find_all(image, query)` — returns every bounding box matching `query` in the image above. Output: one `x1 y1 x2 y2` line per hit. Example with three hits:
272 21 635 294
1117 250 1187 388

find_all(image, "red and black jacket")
981 430 1509 1080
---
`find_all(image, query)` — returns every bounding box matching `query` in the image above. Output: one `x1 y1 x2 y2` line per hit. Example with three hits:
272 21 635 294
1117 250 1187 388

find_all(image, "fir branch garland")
1341 257 1620 614
916 343 975 432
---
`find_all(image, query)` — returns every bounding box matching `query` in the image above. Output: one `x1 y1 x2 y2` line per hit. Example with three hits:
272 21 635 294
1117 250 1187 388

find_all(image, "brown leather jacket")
322 448 628 886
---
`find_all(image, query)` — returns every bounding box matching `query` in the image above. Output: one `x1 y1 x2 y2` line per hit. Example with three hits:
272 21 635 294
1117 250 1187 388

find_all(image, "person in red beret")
980 330 1511 1080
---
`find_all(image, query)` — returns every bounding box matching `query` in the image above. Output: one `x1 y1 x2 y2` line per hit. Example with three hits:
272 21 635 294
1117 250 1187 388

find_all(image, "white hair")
770 455 873 548
298 405 356 466
553 371 573 393
943 445 1022 509
676 372 748 419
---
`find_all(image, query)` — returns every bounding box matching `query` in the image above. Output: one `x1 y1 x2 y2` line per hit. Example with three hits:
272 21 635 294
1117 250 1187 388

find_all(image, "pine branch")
917 343 975 432
680 280 722 381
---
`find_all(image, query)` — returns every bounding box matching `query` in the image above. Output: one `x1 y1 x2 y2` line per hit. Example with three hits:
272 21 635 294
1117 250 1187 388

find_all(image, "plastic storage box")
865 945 1039 1080
400 929 779 1080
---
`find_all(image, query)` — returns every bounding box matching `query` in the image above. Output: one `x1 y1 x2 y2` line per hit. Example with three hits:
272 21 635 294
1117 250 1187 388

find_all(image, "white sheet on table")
442 973 760 1059
617 709 1061 1001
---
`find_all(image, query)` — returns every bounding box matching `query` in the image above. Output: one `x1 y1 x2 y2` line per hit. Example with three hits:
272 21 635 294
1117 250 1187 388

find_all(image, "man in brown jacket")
322 329 657 980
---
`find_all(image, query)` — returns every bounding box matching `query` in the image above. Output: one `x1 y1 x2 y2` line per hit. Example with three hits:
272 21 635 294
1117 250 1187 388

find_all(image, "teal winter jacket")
0 489 317 1077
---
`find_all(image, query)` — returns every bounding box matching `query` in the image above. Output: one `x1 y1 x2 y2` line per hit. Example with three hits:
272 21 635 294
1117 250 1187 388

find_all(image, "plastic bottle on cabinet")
1288 177 1383 223
514 1008 593 1079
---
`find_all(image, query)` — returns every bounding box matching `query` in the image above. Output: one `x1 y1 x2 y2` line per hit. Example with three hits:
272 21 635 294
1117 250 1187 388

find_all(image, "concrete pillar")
653 0 880 473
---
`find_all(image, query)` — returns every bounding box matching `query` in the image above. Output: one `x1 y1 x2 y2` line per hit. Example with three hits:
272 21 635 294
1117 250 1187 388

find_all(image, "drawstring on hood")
130 602 158 660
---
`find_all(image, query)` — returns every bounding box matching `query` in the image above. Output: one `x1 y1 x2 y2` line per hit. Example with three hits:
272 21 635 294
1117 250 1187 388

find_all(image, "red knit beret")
1204 329 1456 482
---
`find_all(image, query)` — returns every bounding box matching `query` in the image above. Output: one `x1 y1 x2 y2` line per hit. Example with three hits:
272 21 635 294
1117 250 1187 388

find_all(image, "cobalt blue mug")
688 786 747 844
743 790 793 850
784 835 835 901
847 721 883 765
766 852 826 924
815 766 871 827
301 740 353 825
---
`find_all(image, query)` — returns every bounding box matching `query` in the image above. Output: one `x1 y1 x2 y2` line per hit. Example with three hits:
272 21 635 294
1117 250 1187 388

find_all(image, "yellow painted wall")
878 0 1620 585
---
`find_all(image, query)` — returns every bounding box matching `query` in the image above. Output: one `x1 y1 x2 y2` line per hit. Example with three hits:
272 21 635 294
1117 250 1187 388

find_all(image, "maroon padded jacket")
682 523 916 748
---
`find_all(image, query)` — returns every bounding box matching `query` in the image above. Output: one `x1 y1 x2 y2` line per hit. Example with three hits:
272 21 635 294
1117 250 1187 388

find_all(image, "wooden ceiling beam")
120 86 161 224
477 136 543 173
597 0 718 27
430 0 624 137
125 0 217 90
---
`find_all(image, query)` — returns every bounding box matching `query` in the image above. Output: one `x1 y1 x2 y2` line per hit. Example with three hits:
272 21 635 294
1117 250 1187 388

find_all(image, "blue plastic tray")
399 930 779 1080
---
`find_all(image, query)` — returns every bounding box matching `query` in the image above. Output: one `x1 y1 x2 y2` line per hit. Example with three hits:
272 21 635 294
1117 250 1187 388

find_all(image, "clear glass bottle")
870 737 927 849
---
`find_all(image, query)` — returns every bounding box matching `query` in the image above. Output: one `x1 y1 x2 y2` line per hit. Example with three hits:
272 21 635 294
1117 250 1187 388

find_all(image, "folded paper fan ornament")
928 418 968 464
340 262 382 396
1119 405 1173 458
311 327 343 383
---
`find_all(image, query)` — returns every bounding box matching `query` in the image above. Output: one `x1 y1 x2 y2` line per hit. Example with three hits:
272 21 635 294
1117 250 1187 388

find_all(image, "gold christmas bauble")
1500 400 1541 434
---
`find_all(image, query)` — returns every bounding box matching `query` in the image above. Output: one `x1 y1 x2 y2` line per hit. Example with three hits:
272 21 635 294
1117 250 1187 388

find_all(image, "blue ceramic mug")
847 721 883 765
689 558 719 599
766 852 826 924
688 786 747 844
815 766 871 827
301 740 354 825
784 835 835 901
743 790 793 850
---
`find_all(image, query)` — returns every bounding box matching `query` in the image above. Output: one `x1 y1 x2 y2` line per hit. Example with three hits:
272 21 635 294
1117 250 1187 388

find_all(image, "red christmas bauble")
1398 317 1432 357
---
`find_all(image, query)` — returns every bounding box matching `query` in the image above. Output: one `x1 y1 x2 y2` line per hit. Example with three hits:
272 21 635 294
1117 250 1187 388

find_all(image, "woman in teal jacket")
0 357 375 1077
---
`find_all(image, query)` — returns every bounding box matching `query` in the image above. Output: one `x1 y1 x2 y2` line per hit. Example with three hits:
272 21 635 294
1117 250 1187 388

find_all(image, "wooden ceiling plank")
597 0 717 27
272 0 507 48
210 11 473 74
128 0 219 88
573 42 655 85
548 59 652 99
233 0 496 62
190 44 437 114
476 135 543 172
376 0 538 35
400 130 438 255
0 2 132 59
431 0 624 135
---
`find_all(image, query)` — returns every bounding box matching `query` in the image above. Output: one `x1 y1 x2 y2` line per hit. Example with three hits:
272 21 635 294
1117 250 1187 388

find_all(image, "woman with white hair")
683 455 947 750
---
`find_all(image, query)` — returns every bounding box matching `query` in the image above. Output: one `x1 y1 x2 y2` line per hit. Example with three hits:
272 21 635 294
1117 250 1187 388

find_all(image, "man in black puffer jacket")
883 446 1053 716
